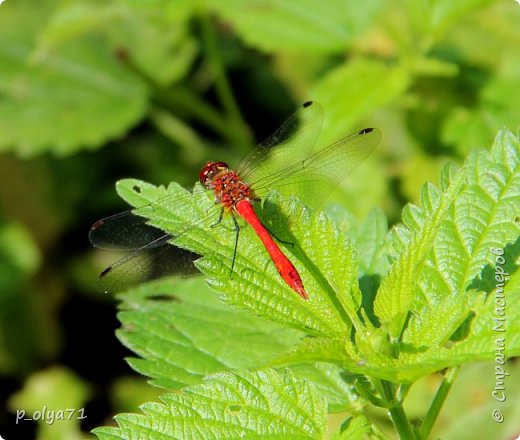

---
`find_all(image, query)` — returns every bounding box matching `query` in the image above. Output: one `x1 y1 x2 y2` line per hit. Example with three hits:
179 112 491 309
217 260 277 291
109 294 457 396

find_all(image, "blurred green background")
0 0 519 438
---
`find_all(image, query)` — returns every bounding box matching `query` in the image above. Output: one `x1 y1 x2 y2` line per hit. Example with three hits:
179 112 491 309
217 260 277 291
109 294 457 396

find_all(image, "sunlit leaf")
209 0 384 53
0 1 148 156
311 59 410 146
93 369 327 440
116 277 303 389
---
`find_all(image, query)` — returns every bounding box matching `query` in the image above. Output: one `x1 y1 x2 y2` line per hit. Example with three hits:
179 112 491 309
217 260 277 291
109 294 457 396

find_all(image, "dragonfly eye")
199 161 229 187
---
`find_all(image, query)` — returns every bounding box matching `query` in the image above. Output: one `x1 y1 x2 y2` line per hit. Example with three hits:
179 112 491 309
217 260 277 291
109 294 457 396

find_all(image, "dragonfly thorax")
200 161 253 210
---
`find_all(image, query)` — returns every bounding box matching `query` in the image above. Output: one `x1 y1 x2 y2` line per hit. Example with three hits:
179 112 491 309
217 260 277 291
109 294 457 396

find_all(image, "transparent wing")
235 101 380 207
236 101 324 184
249 127 381 207
89 212 171 250
89 184 221 291
92 243 201 293
89 184 215 251
89 101 380 291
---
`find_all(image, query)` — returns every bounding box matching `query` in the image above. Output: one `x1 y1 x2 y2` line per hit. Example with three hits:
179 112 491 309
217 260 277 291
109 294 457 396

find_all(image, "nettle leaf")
209 0 384 53
115 179 359 338
39 2 198 87
116 276 303 389
329 415 373 440
116 276 360 412
374 167 465 337
354 208 390 277
0 1 148 156
361 128 520 381
93 369 327 440
289 363 362 413
323 207 390 322
408 0 495 37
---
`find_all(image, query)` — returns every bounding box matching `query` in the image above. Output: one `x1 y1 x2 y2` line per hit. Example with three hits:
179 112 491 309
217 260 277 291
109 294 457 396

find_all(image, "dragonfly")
89 101 381 299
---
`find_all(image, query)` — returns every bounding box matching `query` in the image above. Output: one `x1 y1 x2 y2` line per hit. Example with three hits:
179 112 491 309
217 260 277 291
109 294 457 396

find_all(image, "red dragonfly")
89 101 381 299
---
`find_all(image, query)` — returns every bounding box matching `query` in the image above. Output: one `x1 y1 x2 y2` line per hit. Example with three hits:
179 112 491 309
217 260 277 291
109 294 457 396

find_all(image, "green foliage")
0 1 148 156
8 367 91 440
0 222 56 376
94 128 518 438
114 277 359 413
93 369 328 440
209 0 384 53
1 0 519 439
2 0 518 162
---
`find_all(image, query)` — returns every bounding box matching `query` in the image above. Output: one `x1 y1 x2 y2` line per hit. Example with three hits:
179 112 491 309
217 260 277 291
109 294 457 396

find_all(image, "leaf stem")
117 48 235 143
149 109 206 164
198 13 252 152
380 380 416 440
419 367 459 439
157 85 231 141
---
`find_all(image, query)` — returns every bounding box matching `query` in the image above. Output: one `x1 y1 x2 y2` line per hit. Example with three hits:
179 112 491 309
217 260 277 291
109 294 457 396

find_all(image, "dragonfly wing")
237 101 324 185
93 243 201 293
89 211 172 250
89 184 214 251
251 127 382 208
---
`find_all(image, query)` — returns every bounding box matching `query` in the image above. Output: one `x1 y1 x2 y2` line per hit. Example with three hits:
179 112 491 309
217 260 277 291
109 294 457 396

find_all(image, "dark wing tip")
90 219 105 231
100 266 112 277
303 101 313 108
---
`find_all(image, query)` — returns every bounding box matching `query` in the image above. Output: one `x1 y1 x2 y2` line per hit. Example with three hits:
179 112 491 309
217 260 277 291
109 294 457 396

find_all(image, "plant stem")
149 109 206 164
158 86 231 141
419 367 459 439
198 13 252 152
118 50 235 143
380 380 416 440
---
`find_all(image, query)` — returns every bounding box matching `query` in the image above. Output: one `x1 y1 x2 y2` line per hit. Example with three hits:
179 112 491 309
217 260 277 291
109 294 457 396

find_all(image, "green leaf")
116 276 303 389
329 415 373 440
114 179 360 337
116 276 362 412
442 1 520 68
289 363 363 413
0 222 40 279
39 2 198 87
442 71 520 156
0 222 54 375
374 166 465 338
399 128 520 343
351 127 520 380
210 0 384 53
354 208 390 277
311 59 410 146
93 369 327 440
407 0 496 38
0 1 148 156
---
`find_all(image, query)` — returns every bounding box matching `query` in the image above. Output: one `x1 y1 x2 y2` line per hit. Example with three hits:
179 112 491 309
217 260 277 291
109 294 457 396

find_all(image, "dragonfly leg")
211 208 225 228
230 215 240 276
264 224 293 246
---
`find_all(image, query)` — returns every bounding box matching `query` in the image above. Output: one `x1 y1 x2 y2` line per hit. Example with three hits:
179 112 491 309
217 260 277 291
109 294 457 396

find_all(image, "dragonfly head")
199 161 229 188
